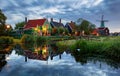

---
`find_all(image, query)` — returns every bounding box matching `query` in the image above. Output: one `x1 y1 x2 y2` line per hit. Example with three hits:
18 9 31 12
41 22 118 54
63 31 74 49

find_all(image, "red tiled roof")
24 19 46 29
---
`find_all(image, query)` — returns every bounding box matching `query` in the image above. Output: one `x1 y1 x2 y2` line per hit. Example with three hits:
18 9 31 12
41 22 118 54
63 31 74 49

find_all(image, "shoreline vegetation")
0 35 120 59
0 35 120 69
56 36 120 58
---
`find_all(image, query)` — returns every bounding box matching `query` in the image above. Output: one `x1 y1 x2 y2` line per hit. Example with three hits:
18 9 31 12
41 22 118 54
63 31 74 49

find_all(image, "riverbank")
56 36 120 58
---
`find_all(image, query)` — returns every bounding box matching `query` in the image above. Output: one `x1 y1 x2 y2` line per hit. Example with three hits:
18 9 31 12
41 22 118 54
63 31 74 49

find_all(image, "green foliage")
58 27 65 35
51 28 58 36
0 9 7 36
57 37 120 58
36 36 48 45
52 27 69 36
15 21 25 29
76 18 96 35
103 41 120 58
0 9 6 26
75 40 87 51
21 35 34 44
64 28 69 35
0 36 13 44
21 35 48 46
73 38 120 58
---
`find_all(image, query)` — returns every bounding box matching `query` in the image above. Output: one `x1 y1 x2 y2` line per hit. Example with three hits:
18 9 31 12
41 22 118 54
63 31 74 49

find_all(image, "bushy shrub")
0 36 13 44
36 36 48 45
103 41 120 58
21 35 34 44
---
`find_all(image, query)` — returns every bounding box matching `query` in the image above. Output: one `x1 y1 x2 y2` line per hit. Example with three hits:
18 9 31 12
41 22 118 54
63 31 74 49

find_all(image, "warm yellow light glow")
42 27 47 31
42 49 47 54
97 33 99 36
42 47 47 54
35 48 38 52
34 28 38 31
75 31 77 35
6 25 10 29
38 30 40 33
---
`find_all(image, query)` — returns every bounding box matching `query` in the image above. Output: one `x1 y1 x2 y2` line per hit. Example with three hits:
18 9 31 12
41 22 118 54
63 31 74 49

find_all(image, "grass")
56 36 120 58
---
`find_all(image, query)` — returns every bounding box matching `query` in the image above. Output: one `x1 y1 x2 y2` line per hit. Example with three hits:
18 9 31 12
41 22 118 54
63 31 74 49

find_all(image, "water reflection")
14 43 64 62
72 50 120 69
0 43 120 76
0 54 7 72
0 45 13 72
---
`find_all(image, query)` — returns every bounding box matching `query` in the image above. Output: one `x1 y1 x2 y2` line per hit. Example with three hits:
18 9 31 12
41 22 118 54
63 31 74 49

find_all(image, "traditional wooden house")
97 27 109 36
23 18 52 36
50 18 64 28
65 21 80 36
92 27 109 36
91 29 99 36
65 21 76 33
92 15 110 36
50 18 65 35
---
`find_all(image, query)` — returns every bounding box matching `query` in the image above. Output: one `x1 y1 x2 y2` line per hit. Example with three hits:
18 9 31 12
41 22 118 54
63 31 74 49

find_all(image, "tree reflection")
0 45 13 72
0 54 7 72
71 50 120 69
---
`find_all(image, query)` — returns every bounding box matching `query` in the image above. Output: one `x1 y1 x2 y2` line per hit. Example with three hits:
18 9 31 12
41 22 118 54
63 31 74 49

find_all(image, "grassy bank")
56 36 120 58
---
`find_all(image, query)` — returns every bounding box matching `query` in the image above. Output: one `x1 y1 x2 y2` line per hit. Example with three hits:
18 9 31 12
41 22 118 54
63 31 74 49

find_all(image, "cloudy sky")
0 0 120 32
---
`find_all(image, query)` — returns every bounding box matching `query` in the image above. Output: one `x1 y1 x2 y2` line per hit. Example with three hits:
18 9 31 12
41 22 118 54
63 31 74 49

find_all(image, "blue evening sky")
0 0 120 32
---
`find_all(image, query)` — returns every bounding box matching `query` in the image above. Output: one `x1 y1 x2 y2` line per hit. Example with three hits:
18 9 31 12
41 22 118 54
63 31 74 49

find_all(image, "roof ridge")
29 18 46 21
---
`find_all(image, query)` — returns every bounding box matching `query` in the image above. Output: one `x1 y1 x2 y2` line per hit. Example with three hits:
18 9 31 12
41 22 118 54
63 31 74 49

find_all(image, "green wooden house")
23 18 52 36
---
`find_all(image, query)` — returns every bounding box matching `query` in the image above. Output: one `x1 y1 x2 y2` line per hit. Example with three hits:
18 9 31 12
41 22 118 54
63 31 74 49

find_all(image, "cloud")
1 51 119 76
0 0 120 32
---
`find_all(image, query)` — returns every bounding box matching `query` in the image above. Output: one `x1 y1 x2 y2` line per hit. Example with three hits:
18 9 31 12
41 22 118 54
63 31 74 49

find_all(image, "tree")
76 18 96 35
64 28 69 35
15 21 25 29
51 27 58 36
0 9 7 36
58 27 65 35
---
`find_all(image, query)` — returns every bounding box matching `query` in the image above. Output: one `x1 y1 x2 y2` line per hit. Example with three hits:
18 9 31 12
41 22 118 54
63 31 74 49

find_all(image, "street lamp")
6 25 11 31
6 25 10 29
5 24 11 36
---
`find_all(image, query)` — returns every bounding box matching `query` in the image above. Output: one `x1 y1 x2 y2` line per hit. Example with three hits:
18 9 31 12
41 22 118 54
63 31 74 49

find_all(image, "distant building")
65 21 80 36
50 18 64 28
97 27 109 36
50 18 65 35
65 21 76 33
92 15 110 36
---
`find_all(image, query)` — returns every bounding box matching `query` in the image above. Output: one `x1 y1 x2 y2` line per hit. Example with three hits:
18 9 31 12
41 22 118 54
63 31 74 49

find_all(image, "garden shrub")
0 36 13 44
36 36 48 45
21 35 34 44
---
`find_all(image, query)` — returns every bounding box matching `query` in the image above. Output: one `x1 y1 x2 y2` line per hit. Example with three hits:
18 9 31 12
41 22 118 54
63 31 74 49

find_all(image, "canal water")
0 44 120 76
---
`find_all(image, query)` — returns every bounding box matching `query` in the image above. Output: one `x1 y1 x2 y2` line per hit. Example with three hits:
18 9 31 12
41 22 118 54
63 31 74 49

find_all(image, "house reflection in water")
23 44 64 62
24 45 49 62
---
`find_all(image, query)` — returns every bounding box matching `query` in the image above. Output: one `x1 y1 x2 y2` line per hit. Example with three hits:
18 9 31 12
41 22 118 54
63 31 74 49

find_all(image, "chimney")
51 18 53 22
59 18 61 23
25 17 27 24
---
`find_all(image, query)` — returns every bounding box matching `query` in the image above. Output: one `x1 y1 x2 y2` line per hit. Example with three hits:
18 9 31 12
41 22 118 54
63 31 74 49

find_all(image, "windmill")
97 15 108 27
